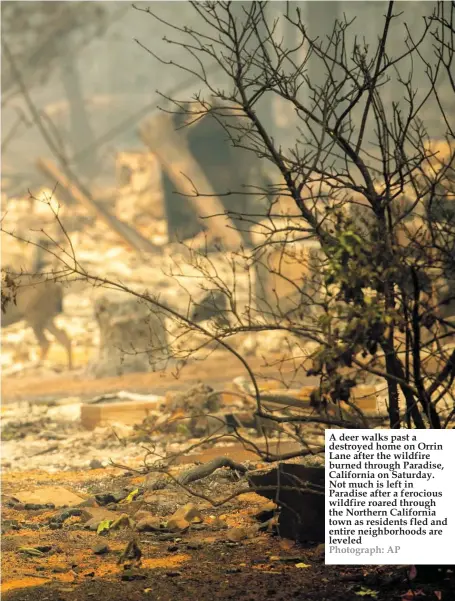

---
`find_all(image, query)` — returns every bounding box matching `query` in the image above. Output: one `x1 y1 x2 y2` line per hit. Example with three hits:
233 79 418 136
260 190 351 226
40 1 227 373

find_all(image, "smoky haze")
1 1 447 198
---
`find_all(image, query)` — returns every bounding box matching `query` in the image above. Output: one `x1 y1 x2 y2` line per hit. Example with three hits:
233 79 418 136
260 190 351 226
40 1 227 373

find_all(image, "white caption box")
325 429 455 564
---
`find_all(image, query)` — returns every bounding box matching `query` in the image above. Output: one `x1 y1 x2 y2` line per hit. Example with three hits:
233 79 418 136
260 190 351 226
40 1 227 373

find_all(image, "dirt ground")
1 352 317 404
2 355 454 601
2 466 454 601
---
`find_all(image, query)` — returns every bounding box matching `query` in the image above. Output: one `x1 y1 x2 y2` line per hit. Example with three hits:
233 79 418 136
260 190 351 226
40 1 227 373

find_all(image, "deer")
1 244 73 370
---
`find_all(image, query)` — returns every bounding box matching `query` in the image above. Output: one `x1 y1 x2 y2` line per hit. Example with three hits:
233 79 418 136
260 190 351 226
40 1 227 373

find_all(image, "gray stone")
136 516 163 532
93 543 110 555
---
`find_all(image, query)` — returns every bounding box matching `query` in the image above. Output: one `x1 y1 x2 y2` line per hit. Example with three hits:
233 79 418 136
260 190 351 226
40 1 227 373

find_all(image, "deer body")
1 273 73 369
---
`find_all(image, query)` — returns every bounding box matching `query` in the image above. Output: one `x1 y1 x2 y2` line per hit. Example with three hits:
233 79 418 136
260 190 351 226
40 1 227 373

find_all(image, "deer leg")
31 325 50 363
46 321 73 370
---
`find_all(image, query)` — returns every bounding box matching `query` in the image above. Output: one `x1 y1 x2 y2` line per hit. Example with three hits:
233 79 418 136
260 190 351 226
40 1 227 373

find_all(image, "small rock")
81 507 118 530
166 571 181 577
95 491 127 505
136 517 163 532
146 478 168 491
53 508 84 523
186 541 203 550
113 490 132 503
226 567 242 574
51 508 71 523
121 569 146 581
226 527 248 543
24 503 48 511
167 544 179 552
49 508 87 530
110 514 133 530
166 517 190 533
93 543 110 555
35 545 52 553
134 510 154 521
170 503 203 524
89 459 104 470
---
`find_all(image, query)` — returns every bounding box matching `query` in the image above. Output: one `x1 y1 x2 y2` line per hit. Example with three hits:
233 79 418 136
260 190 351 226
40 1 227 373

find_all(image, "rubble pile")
0 379 325 473
3 217 301 374
1 142 323 378
0 397 186 474
115 150 167 245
